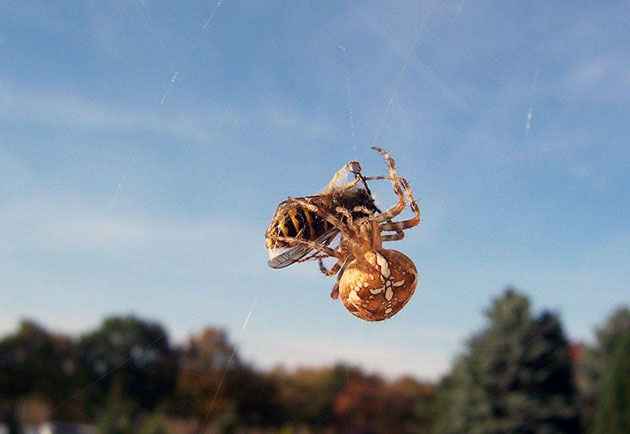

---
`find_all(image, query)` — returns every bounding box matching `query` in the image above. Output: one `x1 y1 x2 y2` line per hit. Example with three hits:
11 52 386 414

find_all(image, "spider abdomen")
338 249 418 321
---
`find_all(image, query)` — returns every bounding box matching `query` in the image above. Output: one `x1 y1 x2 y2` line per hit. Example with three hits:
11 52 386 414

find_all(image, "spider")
276 146 421 321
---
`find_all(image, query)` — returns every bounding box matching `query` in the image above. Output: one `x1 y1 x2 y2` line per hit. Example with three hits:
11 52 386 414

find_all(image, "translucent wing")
267 229 339 269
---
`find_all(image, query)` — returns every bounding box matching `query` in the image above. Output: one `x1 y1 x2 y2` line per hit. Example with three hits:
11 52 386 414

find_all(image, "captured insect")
265 160 380 269
265 147 421 321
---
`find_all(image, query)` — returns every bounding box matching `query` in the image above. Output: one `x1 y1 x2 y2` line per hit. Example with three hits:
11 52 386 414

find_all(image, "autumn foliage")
0 317 435 433
1 291 629 434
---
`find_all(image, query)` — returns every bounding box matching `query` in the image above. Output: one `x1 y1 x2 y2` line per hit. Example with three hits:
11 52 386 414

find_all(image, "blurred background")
1 1 629 433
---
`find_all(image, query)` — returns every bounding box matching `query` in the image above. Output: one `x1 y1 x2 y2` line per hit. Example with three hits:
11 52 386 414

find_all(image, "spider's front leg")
380 178 421 231
370 147 408 223
381 230 404 242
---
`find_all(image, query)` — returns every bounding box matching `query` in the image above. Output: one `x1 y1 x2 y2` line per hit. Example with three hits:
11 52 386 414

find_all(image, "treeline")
1 288 629 434
0 317 436 433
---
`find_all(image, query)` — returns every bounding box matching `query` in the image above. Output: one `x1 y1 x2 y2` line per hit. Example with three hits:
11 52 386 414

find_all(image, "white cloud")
0 80 343 146
568 163 607 191
0 81 242 144
567 55 630 101
570 56 615 87
2 198 150 253
0 194 264 266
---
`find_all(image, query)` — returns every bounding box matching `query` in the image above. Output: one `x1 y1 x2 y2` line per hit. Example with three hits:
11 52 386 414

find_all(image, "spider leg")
373 177 406 222
318 254 348 277
290 198 353 240
329 257 352 299
371 147 400 181
273 236 343 258
363 176 418 224
319 255 352 299
369 147 409 223
382 231 405 242
363 152 420 230
380 178 421 231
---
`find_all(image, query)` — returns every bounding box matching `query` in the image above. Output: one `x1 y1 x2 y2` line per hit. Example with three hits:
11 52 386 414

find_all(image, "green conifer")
434 289 579 434
590 334 630 434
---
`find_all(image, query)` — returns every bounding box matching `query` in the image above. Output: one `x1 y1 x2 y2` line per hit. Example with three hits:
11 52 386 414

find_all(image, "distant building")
23 422 96 434
569 341 585 363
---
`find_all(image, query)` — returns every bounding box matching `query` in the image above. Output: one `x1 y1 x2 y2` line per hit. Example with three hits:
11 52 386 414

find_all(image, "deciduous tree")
79 316 175 412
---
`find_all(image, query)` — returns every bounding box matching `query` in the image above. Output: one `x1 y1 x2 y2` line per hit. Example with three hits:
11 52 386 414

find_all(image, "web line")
108 176 126 213
371 20 421 148
160 0 224 105
197 292 260 433
525 69 539 139
41 0 239 420
48 276 262 420
139 0 174 69
339 45 358 160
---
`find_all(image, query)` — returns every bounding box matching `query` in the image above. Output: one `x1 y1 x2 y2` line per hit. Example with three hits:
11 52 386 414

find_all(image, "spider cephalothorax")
329 209 418 321
265 146 421 321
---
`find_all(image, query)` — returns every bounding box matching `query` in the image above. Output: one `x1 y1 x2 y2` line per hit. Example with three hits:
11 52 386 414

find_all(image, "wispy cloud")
1 198 152 253
0 194 264 268
0 80 343 146
567 54 630 101
0 81 242 144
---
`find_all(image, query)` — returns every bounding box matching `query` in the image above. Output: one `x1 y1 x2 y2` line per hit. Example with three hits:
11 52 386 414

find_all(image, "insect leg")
325 161 363 191
352 205 374 216
273 236 343 258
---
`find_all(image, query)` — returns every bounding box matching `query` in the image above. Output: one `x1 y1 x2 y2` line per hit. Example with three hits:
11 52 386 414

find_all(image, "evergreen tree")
434 289 579 434
590 333 630 434
577 307 630 429
95 377 136 434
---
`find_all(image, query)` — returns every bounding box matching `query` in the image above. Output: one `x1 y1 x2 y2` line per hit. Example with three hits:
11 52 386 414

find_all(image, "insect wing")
267 229 338 269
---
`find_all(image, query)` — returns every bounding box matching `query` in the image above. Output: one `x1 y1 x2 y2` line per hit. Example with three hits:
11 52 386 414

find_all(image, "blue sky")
1 1 629 380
